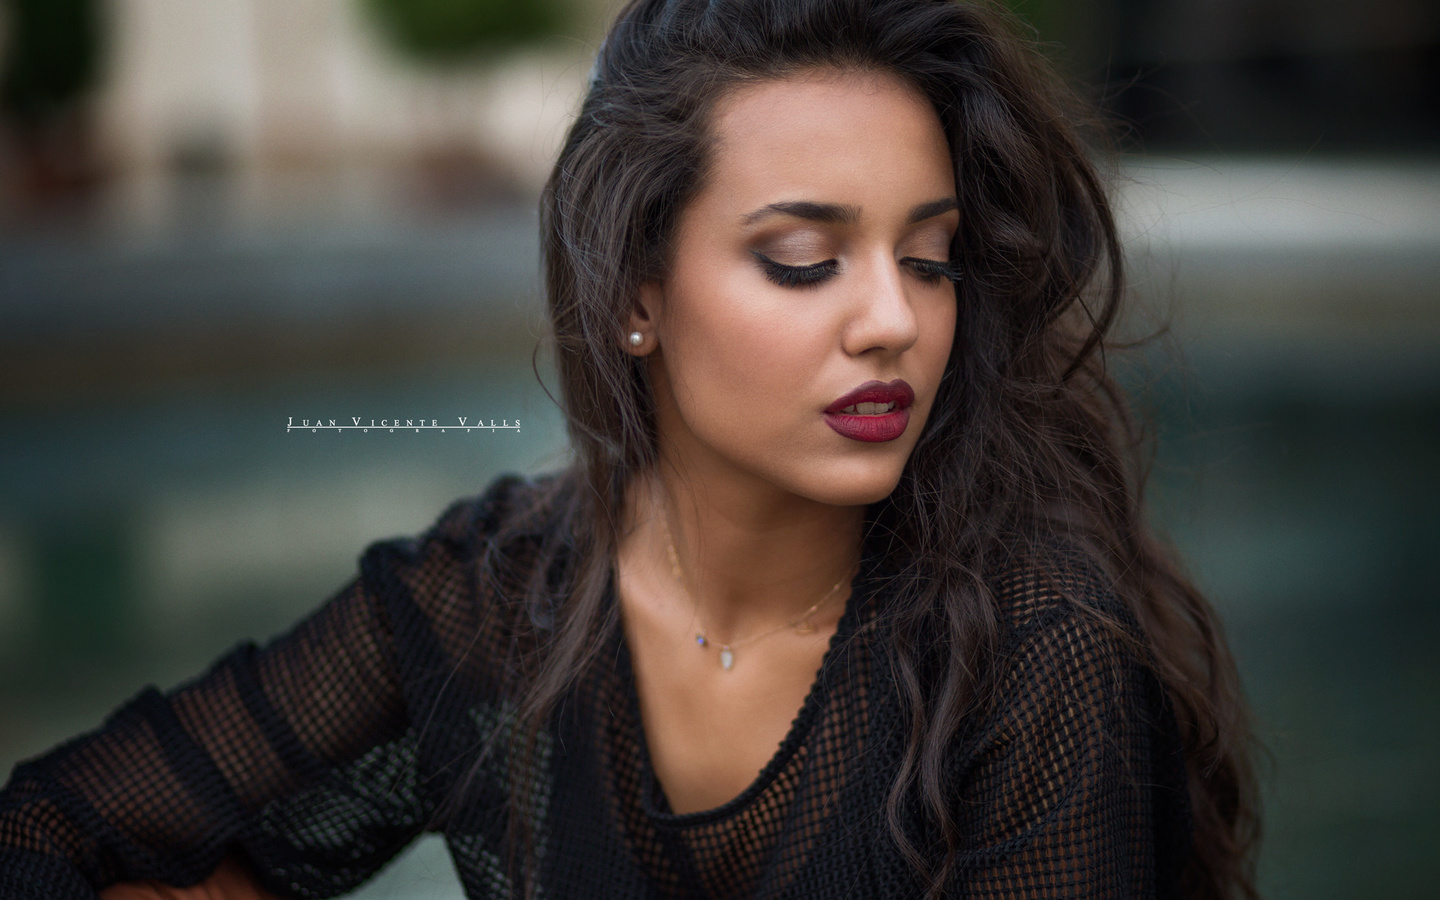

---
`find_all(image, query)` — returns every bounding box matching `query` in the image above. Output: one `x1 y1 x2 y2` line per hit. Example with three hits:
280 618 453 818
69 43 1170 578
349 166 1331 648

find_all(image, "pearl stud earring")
629 331 644 347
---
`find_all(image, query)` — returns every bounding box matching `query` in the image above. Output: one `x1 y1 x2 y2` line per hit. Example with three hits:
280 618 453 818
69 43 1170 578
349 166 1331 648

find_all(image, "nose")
841 250 921 358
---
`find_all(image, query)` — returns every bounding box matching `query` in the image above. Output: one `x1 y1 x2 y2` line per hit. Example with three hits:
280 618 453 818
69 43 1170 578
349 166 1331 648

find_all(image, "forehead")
700 68 955 208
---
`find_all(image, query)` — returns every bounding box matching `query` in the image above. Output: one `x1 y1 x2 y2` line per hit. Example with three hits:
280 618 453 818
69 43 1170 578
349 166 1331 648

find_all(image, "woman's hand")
99 856 284 900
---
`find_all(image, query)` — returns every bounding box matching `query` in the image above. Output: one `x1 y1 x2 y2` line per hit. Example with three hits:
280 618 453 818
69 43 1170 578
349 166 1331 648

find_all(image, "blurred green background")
1 0 1437 897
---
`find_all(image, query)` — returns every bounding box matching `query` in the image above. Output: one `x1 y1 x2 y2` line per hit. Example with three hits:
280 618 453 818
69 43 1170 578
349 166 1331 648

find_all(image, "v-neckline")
609 558 874 827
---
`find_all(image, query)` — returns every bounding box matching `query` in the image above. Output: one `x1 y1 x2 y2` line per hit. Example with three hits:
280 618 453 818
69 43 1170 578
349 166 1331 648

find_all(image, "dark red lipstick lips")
824 379 914 443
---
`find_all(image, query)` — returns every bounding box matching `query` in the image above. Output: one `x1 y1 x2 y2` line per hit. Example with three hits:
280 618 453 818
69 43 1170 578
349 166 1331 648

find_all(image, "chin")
791 458 908 508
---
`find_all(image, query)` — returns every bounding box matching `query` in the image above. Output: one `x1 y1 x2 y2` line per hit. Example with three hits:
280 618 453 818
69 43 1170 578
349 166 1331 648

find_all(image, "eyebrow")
741 201 859 225
907 197 960 224
740 197 959 226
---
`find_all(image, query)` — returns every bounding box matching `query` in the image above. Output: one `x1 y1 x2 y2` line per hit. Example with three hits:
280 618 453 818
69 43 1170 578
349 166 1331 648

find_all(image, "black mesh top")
0 473 1192 898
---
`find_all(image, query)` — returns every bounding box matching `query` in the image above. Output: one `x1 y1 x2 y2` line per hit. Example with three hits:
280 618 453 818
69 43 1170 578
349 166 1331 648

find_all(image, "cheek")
664 274 823 432
915 292 958 410
673 304 803 401
668 279 751 381
931 297 958 364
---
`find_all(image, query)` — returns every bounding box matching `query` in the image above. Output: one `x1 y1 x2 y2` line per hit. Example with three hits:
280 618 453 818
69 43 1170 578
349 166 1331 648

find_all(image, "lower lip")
824 409 910 442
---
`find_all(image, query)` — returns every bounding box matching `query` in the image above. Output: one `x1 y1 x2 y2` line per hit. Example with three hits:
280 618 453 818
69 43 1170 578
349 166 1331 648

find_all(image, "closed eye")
752 251 838 289
902 257 962 284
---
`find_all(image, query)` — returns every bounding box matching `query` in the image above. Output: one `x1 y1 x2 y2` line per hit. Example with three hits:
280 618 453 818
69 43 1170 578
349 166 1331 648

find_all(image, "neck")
627 468 864 640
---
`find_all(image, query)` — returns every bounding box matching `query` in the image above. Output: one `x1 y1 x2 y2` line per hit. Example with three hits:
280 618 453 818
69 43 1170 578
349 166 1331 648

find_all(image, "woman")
0 0 1260 897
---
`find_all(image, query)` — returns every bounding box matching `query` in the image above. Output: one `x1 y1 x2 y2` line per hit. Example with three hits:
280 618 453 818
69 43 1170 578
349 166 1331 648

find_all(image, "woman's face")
634 68 958 509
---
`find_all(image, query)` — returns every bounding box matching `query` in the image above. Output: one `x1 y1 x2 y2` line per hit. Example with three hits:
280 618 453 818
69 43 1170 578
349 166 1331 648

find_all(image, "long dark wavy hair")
451 0 1261 896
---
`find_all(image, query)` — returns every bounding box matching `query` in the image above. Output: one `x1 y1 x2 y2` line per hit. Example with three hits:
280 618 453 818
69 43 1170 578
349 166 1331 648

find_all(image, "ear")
626 281 663 356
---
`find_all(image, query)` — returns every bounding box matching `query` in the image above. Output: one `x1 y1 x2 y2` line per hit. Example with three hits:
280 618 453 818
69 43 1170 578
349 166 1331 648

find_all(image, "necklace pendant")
719 647 734 671
696 633 707 647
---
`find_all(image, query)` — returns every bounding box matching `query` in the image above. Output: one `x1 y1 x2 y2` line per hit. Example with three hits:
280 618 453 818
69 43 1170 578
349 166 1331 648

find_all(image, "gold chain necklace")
659 512 850 671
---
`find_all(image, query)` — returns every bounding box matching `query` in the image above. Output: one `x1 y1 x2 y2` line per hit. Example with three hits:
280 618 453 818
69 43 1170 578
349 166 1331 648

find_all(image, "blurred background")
0 0 1435 897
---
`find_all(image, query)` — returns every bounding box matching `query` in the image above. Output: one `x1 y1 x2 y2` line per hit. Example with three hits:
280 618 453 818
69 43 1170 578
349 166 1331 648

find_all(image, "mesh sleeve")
948 572 1184 898
0 478 526 900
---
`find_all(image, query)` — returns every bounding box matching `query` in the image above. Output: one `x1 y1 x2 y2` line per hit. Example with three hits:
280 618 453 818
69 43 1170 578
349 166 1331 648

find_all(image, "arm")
0 573 410 900
949 603 1188 898
98 856 281 900
0 480 525 899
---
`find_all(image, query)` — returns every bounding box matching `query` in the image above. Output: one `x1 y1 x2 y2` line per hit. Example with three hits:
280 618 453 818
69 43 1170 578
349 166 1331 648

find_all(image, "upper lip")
825 379 915 414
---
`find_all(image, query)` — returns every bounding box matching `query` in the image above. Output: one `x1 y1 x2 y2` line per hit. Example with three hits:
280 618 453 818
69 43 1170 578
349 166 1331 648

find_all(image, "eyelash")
905 257 963 285
752 252 961 289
